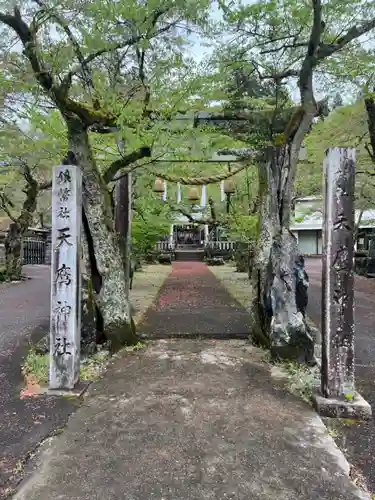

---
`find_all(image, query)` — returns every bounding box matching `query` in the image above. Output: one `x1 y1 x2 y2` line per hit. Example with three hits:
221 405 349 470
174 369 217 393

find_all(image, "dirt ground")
0 263 171 498
131 264 172 325
209 264 251 310
13 262 369 500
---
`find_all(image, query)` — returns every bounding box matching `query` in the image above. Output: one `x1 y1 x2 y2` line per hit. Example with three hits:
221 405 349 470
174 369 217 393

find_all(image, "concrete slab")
13 339 370 500
10 262 371 500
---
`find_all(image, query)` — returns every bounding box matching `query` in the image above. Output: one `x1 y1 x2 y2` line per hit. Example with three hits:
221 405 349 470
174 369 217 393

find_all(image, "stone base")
44 381 91 397
312 388 372 420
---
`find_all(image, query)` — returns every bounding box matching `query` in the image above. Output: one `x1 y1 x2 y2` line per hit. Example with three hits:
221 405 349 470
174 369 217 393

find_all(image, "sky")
186 1 222 63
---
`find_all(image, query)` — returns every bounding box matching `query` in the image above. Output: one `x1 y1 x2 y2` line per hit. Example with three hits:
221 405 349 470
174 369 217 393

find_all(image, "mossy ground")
209 264 252 310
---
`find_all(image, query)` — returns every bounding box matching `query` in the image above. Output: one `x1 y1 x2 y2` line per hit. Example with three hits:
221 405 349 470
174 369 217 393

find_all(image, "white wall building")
291 196 375 255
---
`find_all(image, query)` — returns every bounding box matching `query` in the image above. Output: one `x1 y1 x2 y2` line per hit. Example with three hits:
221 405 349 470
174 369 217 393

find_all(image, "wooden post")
49 164 82 390
113 134 132 298
312 148 371 418
226 164 231 214
115 172 132 298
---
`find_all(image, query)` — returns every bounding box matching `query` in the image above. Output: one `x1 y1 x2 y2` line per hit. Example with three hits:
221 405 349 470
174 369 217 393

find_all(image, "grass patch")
340 418 361 427
278 360 320 404
80 348 110 381
130 264 171 326
123 341 146 352
209 266 251 309
22 347 49 385
327 427 340 438
22 341 147 386
0 266 8 282
22 345 111 386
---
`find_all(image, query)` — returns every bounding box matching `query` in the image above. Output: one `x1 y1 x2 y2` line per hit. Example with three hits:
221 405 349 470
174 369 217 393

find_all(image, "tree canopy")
296 101 375 215
1 0 375 232
1 0 375 352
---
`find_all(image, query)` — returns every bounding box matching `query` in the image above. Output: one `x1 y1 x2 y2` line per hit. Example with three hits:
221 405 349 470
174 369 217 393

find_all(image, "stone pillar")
312 148 371 419
49 164 82 390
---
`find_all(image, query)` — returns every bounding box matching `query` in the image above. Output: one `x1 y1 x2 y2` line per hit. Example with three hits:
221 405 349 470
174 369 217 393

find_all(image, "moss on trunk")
4 172 39 281
249 147 314 364
4 223 23 280
65 116 137 350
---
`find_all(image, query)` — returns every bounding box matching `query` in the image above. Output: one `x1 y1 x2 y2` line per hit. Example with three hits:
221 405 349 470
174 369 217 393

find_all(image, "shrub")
132 217 169 259
0 266 8 282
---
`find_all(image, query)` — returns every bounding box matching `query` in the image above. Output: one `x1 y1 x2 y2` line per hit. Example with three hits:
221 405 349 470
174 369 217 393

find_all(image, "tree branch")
0 192 17 222
0 7 177 129
268 2 325 228
38 180 52 190
317 17 375 60
260 42 307 55
17 162 39 231
298 0 324 104
170 204 195 223
62 7 174 91
167 203 215 226
0 7 54 92
217 147 257 160
103 147 152 184
0 8 116 127
32 0 94 95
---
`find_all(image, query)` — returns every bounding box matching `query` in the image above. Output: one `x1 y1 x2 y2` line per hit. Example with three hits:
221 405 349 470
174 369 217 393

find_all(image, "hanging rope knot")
148 163 248 185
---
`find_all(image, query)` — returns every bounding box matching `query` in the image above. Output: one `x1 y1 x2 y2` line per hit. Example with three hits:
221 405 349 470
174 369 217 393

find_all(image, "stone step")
176 244 203 250
175 250 204 262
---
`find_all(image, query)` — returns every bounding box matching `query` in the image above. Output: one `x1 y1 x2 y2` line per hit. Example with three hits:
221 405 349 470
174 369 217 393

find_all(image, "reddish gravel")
141 261 250 339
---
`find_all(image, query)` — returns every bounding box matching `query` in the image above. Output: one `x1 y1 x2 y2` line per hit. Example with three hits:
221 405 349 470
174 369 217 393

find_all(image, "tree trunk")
249 147 315 364
4 223 23 281
365 94 375 161
66 117 137 351
80 224 101 353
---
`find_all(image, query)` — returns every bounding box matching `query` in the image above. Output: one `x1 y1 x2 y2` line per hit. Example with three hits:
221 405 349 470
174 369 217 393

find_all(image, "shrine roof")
291 209 375 231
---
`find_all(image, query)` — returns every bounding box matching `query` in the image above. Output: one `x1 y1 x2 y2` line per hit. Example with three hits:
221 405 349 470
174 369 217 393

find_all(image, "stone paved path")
13 261 369 500
306 258 375 493
0 266 78 499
